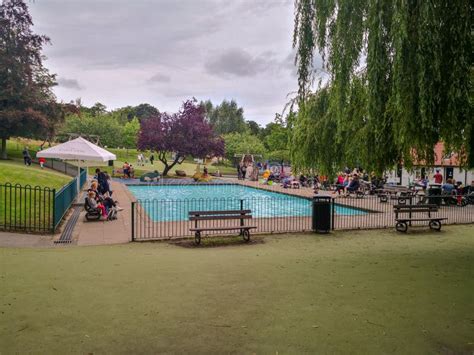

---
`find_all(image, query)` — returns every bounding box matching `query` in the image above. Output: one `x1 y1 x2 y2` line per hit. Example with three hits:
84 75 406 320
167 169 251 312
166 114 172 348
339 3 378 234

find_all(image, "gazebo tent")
37 137 116 194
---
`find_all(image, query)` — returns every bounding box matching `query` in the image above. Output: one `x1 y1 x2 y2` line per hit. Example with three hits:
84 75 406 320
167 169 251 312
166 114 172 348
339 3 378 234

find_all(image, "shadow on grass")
170 235 265 248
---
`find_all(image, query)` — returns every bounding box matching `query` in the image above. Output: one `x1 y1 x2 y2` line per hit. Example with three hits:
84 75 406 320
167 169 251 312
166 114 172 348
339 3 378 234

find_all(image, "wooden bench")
378 186 415 203
189 210 257 245
393 204 447 233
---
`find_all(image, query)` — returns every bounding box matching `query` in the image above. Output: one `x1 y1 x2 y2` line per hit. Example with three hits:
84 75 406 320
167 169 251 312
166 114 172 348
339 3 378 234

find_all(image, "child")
87 191 107 218
38 157 46 169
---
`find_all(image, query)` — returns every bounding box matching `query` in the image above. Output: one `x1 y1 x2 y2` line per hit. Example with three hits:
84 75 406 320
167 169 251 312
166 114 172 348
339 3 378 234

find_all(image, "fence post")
131 202 135 241
331 198 335 230
52 188 56 233
240 199 244 228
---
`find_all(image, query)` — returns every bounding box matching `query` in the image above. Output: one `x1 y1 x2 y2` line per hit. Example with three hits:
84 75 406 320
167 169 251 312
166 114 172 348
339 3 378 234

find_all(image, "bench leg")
194 231 201 245
242 229 250 242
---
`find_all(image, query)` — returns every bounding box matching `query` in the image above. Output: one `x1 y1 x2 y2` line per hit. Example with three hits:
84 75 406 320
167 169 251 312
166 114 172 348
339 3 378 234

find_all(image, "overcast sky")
29 0 299 125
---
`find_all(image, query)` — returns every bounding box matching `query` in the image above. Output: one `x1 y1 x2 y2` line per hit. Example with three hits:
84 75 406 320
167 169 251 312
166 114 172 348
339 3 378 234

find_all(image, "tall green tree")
293 0 473 170
202 99 247 135
0 0 57 159
122 117 140 148
223 132 266 161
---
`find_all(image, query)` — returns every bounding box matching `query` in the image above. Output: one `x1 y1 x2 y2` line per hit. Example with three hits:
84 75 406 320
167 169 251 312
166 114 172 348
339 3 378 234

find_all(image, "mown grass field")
0 160 71 189
1 225 473 353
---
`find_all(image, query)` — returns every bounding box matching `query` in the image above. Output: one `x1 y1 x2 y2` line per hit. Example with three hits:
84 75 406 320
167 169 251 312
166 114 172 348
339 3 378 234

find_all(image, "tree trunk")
161 156 183 176
1 138 7 160
162 164 172 176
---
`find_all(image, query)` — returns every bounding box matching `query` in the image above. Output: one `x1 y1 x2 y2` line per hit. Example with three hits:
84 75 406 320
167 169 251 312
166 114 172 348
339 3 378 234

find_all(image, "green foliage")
122 117 140 149
264 121 290 163
246 120 261 136
0 0 58 159
60 112 124 148
293 0 473 170
202 99 247 135
223 133 266 161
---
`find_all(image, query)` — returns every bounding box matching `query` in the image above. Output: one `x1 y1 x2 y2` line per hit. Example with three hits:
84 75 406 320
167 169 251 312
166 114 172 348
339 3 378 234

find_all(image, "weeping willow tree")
292 0 473 173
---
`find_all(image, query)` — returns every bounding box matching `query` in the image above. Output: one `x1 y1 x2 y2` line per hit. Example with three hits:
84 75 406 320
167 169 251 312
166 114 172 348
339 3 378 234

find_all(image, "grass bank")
1 225 473 353
5 138 236 177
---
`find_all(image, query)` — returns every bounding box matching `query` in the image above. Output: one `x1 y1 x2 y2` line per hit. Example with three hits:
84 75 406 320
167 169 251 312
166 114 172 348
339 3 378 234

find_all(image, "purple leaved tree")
138 100 225 176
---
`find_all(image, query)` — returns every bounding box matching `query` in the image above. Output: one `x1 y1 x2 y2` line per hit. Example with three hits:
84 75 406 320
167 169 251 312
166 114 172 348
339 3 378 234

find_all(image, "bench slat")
189 210 251 216
190 226 257 232
395 208 438 213
189 215 253 221
393 205 438 210
396 218 447 222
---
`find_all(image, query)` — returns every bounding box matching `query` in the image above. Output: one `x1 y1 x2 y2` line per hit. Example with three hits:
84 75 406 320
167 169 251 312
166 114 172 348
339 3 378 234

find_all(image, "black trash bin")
427 187 442 206
312 196 332 233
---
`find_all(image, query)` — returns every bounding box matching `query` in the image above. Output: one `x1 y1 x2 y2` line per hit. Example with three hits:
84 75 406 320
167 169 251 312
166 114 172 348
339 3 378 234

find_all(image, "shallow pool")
128 184 366 222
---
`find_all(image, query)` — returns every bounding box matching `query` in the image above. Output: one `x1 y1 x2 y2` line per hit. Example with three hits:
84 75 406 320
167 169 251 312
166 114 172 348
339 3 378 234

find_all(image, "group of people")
334 172 362 196
22 147 46 168
122 162 135 178
86 168 123 220
137 153 154 166
237 162 258 181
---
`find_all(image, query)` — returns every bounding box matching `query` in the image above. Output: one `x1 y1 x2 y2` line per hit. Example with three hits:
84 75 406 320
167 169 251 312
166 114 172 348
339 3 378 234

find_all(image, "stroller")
84 198 118 221
84 198 101 221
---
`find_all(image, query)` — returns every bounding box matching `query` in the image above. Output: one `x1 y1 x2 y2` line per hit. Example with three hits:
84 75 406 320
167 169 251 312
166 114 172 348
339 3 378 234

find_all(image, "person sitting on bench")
334 174 349 195
87 191 107 218
88 181 123 212
344 174 360 196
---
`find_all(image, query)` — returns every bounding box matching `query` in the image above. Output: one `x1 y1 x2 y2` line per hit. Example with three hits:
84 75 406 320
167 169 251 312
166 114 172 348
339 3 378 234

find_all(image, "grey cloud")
29 0 297 125
205 48 278 77
147 73 171 84
57 77 82 90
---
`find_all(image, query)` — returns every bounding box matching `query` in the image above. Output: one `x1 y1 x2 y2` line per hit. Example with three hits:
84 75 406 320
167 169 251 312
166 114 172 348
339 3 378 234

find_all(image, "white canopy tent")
37 137 116 194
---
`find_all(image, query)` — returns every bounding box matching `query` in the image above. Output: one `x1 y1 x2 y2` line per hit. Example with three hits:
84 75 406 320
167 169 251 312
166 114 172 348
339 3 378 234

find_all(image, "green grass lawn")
1 225 473 353
0 160 72 189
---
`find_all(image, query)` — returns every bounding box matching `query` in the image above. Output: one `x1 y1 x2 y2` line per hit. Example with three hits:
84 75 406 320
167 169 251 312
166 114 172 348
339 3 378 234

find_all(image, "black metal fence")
331 194 474 230
132 196 313 240
0 183 55 233
131 193 474 241
0 162 87 233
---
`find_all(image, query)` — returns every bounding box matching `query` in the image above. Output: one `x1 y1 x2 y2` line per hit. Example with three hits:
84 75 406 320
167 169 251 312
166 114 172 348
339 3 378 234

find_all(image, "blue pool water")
128 184 366 222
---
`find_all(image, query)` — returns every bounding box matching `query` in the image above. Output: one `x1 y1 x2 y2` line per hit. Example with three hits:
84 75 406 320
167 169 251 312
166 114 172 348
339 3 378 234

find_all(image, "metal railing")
0 166 87 233
53 168 87 229
331 193 474 230
131 192 474 241
132 196 313 241
0 183 55 233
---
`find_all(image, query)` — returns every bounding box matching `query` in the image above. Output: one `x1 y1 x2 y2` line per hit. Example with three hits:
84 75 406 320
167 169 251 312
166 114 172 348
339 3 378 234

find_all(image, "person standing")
38 157 46 169
433 169 443 184
241 164 247 180
237 163 242 180
150 154 154 165
22 147 31 166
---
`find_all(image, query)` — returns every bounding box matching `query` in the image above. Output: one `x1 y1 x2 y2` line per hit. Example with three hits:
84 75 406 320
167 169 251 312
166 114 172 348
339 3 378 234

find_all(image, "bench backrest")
393 204 438 213
189 210 252 221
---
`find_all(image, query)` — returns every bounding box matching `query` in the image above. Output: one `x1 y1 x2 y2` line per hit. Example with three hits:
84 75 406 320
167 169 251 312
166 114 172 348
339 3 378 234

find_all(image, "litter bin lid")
313 196 332 202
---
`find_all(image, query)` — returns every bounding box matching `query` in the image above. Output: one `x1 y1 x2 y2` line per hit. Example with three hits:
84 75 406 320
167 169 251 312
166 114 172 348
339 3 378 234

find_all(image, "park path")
73 180 135 246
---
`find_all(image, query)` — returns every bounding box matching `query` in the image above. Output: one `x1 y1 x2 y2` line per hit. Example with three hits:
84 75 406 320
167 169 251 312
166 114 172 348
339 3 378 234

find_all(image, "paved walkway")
0 232 55 248
73 180 136 246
